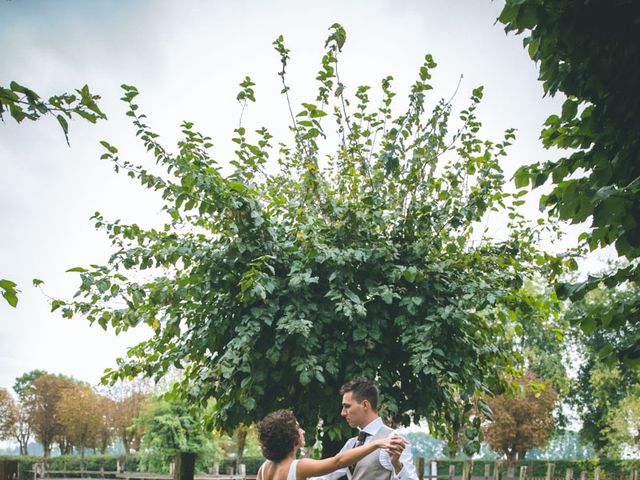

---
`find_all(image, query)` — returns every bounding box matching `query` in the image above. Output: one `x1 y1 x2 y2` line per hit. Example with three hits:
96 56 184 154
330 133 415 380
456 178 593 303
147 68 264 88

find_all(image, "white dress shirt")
311 417 419 480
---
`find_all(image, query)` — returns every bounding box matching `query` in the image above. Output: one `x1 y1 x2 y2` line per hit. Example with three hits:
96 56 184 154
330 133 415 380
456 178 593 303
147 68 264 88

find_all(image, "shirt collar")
360 417 383 436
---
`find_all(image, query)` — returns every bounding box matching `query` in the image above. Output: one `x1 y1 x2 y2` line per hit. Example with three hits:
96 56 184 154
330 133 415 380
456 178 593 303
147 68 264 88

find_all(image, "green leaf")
0 279 19 307
66 266 88 273
326 23 347 51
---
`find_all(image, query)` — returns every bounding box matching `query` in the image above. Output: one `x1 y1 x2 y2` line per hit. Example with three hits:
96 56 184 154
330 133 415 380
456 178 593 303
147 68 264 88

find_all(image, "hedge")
0 455 140 480
423 459 640 478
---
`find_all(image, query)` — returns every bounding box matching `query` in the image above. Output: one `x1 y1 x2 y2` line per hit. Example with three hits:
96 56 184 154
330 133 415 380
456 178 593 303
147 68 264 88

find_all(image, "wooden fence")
21 457 640 480
29 456 256 480
414 460 639 480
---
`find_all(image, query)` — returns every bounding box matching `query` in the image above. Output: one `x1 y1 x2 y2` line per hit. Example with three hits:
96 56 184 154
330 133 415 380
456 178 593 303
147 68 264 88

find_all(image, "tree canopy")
58 25 561 455
567 282 640 455
498 0 640 366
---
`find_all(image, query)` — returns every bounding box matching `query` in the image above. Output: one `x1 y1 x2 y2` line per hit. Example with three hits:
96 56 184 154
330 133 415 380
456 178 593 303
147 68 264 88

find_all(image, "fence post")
32 463 43 480
566 469 574 480
416 457 425 480
431 460 438 480
519 466 527 480
546 464 555 480
449 465 456 480
463 462 472 480
494 462 502 480
484 465 491 480
174 452 195 480
580 472 587 480
630 469 637 480
594 468 600 480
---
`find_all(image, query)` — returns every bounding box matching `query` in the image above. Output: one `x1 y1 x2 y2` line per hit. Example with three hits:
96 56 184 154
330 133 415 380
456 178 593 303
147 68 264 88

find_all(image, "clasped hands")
378 434 407 473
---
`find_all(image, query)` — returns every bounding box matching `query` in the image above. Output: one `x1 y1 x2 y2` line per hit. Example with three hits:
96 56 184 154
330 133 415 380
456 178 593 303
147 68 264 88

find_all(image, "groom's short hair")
340 378 378 411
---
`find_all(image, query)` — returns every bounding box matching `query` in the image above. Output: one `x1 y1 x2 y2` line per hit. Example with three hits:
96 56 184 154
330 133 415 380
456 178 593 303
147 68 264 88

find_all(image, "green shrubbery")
429 459 640 478
0 455 140 480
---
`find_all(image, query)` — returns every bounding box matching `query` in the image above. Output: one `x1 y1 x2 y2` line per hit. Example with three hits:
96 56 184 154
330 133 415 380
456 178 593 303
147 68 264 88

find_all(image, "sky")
0 0 592 394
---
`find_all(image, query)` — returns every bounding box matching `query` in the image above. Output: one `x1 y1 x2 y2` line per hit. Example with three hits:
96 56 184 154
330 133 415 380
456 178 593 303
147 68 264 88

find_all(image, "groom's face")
341 391 367 428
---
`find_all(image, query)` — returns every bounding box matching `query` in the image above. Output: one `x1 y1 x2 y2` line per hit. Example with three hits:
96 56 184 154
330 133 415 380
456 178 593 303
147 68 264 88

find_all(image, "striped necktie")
349 431 370 474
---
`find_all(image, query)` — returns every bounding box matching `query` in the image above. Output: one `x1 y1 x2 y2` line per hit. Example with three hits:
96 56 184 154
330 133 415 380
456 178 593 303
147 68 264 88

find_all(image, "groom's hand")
387 434 407 473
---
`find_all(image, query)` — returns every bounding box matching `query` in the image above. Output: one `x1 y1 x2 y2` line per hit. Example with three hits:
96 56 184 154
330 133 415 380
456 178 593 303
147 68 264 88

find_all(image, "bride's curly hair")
257 409 300 462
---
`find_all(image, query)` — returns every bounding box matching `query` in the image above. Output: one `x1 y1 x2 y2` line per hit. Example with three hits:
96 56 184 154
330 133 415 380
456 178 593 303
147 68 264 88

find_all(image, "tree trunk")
18 440 28 455
235 427 248 468
43 441 50 468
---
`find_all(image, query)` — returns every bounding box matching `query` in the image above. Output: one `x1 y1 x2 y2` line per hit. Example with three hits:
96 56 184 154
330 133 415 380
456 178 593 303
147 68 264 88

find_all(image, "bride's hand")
381 434 406 455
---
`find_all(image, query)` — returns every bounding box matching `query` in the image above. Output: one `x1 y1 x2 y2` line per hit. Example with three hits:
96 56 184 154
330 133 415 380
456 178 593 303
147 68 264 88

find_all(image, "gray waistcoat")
350 425 394 480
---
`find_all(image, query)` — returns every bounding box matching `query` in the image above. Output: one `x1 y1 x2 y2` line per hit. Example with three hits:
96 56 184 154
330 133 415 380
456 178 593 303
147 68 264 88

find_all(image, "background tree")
483 371 558 462
97 395 116 454
603 385 640 458
500 281 570 433
59 25 562 455
134 397 223 473
24 374 75 460
56 383 103 464
11 402 32 455
499 0 640 366
525 431 594 460
10 370 48 455
0 388 18 441
13 370 48 401
567 282 640 455
111 389 148 454
217 425 262 466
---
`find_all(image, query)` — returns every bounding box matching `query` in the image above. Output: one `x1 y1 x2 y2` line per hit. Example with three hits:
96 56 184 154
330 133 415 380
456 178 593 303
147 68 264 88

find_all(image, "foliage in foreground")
498 0 640 366
57 25 562 454
0 81 106 307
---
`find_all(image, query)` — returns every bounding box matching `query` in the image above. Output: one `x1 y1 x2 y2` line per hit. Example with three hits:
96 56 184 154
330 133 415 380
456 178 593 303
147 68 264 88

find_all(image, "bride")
256 410 406 480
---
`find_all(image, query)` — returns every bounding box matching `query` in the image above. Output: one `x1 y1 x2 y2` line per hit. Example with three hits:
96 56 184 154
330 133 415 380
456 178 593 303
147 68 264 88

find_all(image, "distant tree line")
0 371 147 460
0 370 261 471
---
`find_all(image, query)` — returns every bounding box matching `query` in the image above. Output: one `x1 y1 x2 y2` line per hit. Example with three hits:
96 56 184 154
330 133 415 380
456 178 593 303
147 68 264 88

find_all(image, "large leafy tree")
498 0 640 366
59 25 560 454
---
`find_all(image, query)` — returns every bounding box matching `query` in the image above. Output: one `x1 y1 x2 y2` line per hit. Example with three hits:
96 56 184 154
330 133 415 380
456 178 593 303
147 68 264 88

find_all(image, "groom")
315 379 418 480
